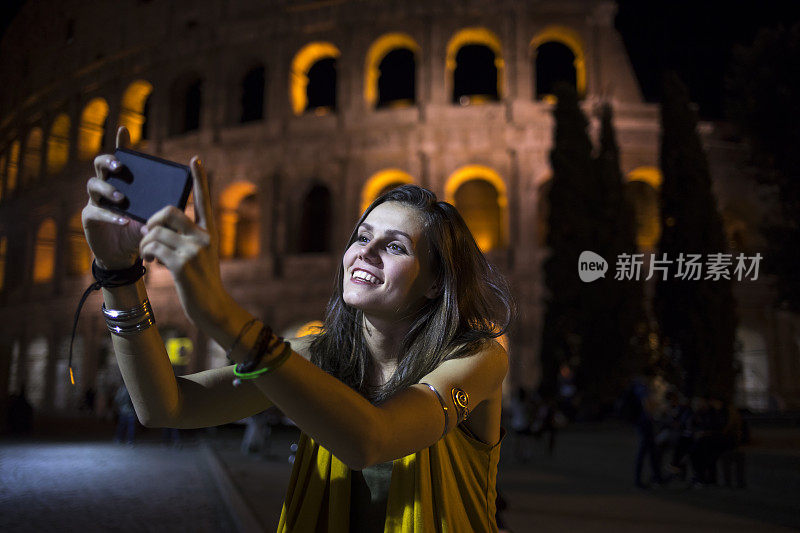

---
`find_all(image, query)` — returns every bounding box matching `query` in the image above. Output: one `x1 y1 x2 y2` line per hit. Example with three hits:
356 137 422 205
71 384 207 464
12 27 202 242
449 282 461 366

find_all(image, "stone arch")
47 113 70 175
240 64 266 123
33 218 57 283
530 25 587 99
6 139 20 194
361 168 415 213
22 127 43 186
290 42 340 115
445 165 508 252
298 183 332 253
169 73 203 135
67 212 91 276
364 33 419 108
626 166 662 250
119 79 153 145
446 27 504 104
219 181 259 259
79 97 109 160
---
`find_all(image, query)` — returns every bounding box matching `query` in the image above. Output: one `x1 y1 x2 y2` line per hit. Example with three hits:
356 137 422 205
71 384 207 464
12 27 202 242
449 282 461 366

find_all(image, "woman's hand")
82 126 145 269
138 156 235 332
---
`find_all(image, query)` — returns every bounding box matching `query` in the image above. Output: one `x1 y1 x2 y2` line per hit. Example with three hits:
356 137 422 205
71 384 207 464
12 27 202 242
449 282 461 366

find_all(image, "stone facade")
0 0 796 417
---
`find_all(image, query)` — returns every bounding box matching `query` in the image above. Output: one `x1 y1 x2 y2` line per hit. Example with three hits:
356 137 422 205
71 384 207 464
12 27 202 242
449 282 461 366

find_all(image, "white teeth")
352 270 380 284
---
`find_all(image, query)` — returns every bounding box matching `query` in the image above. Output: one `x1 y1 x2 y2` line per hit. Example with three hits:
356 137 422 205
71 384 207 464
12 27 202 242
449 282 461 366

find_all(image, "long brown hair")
310 185 515 403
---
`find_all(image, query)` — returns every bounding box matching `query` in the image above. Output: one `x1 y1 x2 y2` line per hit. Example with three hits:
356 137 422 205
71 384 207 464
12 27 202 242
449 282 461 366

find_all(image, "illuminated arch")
364 33 419 108
446 27 505 100
626 166 662 189
119 80 153 146
361 168 415 213
445 165 508 251
47 114 70 175
290 42 341 115
67 212 91 275
531 25 587 97
79 98 109 160
626 167 662 250
33 218 57 283
6 140 20 194
22 128 43 185
219 181 259 259
296 320 324 337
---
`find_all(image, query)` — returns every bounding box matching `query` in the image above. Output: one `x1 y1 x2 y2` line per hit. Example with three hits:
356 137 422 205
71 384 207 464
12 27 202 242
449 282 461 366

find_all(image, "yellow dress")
277 425 505 532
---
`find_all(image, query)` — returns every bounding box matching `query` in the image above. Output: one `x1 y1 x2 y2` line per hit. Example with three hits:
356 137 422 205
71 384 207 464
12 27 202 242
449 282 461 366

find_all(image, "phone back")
103 148 192 223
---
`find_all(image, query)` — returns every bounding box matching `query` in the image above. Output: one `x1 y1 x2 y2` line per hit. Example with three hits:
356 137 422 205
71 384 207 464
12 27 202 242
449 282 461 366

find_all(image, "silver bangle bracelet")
102 299 152 321
106 314 155 336
420 382 449 440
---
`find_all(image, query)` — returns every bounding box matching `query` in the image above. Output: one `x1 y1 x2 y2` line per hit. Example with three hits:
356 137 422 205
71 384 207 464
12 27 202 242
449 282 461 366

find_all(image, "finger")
144 205 197 236
139 226 183 253
87 177 125 205
140 240 177 266
82 204 131 227
93 154 122 180
190 156 216 236
116 126 130 150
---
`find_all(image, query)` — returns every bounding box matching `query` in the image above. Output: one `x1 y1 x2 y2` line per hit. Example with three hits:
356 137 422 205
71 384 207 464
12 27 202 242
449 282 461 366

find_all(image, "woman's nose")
358 242 380 263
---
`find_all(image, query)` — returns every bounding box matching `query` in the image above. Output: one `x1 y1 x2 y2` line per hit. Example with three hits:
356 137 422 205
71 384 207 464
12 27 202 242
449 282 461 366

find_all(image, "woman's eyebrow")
359 223 413 242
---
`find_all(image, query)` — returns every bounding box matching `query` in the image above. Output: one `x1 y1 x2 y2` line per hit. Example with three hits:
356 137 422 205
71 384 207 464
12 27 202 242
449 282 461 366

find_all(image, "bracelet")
232 341 292 384
225 318 259 363
106 314 156 335
102 299 151 321
68 258 147 385
103 299 155 336
236 325 273 373
420 382 449 440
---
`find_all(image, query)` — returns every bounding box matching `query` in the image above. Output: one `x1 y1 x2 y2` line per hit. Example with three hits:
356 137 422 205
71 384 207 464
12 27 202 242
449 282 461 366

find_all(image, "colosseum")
0 0 797 422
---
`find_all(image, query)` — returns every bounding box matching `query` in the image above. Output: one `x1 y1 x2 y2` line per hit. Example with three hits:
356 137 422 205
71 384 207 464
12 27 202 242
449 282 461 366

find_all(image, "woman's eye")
389 243 406 253
357 235 369 243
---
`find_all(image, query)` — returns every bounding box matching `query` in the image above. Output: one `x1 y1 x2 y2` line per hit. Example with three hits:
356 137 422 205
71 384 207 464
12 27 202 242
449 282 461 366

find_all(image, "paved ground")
1 418 798 532
0 432 236 532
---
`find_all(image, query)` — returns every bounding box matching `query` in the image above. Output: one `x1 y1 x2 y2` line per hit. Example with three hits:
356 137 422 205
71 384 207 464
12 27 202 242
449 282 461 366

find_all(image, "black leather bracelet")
68 258 147 386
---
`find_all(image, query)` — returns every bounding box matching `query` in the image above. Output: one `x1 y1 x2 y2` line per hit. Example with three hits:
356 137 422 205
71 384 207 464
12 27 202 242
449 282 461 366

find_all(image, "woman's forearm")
103 280 188 427
240 344 381 470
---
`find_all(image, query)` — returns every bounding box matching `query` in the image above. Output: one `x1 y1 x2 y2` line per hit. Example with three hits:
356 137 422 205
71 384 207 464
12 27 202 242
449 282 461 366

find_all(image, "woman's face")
342 202 437 319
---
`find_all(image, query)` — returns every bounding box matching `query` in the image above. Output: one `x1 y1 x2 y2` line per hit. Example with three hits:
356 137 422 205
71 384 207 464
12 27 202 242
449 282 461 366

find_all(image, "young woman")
83 126 514 531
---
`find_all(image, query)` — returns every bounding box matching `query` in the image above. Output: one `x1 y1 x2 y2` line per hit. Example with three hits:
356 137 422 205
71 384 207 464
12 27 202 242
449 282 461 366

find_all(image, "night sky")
1 0 799 119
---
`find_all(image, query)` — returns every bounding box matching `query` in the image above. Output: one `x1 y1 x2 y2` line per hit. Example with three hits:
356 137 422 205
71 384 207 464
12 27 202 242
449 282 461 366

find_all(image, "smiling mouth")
351 269 383 285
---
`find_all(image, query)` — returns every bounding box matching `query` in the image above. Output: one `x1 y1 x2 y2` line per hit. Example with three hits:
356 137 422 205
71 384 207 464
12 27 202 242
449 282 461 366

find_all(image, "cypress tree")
539 84 595 401
580 103 648 407
655 72 738 400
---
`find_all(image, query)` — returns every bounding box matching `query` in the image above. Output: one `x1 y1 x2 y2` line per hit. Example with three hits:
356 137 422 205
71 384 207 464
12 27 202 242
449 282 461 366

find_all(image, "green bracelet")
232 342 293 380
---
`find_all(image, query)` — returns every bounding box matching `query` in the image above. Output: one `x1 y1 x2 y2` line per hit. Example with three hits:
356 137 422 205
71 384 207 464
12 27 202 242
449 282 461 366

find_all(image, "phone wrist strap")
68 258 147 386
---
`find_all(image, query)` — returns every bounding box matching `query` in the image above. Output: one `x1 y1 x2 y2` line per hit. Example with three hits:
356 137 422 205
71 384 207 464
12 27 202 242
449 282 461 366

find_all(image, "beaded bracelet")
232 341 292 385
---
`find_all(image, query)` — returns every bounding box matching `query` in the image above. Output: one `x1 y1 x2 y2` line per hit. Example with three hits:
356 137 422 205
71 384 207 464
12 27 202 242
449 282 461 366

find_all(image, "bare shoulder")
286 334 316 361
424 337 508 389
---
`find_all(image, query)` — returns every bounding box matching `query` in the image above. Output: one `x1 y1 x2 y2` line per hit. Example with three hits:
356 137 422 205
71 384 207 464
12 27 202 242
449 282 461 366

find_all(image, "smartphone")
100 148 193 224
